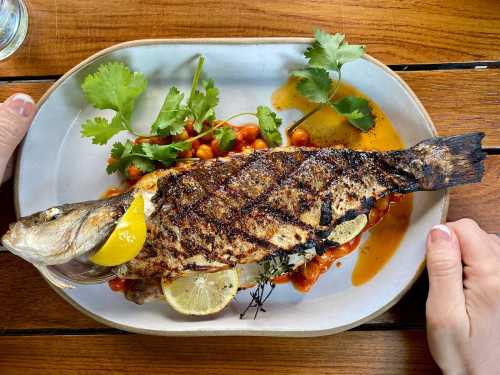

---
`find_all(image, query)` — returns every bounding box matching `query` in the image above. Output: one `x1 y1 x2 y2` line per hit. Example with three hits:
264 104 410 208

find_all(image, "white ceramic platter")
16 39 445 336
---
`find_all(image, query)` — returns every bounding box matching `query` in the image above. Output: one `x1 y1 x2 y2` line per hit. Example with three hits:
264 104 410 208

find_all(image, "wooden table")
0 1 499 373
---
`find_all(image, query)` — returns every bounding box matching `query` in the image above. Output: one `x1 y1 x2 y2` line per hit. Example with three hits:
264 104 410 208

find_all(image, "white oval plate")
16 38 445 336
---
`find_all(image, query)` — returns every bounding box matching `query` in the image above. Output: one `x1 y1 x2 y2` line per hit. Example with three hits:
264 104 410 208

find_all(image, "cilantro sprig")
288 29 374 133
80 55 283 177
81 62 148 144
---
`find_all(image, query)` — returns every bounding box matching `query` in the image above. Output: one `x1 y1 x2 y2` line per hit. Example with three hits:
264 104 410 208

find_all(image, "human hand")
426 219 500 374
0 93 36 183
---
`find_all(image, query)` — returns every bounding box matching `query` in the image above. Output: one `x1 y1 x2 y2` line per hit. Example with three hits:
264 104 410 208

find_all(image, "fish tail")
386 132 486 192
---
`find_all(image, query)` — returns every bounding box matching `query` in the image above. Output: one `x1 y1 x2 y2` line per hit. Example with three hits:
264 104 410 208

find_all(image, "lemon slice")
162 269 239 315
89 194 147 267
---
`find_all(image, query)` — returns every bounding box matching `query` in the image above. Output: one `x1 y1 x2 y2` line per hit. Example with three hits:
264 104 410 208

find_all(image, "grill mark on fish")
2 134 486 287
193 207 282 254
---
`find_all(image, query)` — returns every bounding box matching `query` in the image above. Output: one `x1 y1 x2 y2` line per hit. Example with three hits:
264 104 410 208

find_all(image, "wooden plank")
0 73 498 330
1 0 500 77
0 331 440 374
1 69 500 147
0 156 497 331
400 69 500 149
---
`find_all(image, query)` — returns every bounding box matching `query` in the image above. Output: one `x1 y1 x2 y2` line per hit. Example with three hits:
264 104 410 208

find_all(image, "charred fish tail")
382 132 486 193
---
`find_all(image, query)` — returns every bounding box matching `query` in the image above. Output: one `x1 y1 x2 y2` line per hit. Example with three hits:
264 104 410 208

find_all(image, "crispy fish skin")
1 133 486 282
115 132 486 280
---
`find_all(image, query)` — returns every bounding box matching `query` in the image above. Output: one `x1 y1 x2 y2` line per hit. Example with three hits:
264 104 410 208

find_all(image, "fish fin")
411 132 486 190
35 265 75 289
384 132 486 192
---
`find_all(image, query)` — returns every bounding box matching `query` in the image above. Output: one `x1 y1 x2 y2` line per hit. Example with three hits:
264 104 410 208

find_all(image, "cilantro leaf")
81 62 147 120
106 140 134 174
81 116 125 145
190 79 219 132
214 126 237 152
141 142 191 166
256 106 283 147
151 87 188 136
131 157 156 173
81 62 148 144
291 67 332 103
305 29 365 72
331 96 375 131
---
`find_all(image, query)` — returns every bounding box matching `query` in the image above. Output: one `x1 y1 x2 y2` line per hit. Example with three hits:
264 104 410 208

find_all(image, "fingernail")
430 224 451 243
5 93 35 118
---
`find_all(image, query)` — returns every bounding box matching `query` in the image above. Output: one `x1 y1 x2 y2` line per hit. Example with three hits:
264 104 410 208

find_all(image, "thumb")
426 224 465 317
0 93 36 155
0 93 36 182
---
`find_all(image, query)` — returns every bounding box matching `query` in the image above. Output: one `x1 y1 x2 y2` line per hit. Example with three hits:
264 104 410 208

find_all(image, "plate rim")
15 37 448 336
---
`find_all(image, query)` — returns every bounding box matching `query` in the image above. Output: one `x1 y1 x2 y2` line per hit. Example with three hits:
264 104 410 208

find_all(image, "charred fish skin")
1 133 485 280
117 132 485 280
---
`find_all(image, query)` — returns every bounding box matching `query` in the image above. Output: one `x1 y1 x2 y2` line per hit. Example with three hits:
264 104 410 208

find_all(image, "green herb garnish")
80 56 283 176
288 29 374 133
240 254 291 319
214 126 237 152
81 62 147 144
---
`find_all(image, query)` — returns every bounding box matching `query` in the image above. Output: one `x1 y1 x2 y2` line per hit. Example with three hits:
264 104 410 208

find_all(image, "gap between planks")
1 61 500 83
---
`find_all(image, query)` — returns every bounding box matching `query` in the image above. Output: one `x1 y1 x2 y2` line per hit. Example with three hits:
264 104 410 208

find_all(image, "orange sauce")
272 77 413 287
352 195 413 285
272 78 403 151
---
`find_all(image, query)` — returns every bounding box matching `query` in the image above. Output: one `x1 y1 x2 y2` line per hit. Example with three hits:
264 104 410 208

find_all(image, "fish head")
1 196 129 265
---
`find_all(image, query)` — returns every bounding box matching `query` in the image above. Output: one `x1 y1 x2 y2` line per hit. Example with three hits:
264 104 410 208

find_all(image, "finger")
426 224 466 317
0 93 35 183
447 219 498 271
489 234 500 258
0 93 36 153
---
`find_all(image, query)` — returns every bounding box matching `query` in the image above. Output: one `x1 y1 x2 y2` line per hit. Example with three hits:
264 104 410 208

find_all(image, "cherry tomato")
196 144 214 160
108 278 127 292
179 149 193 159
290 128 310 147
272 273 291 284
185 121 195 136
252 139 268 150
315 251 336 273
239 125 260 143
127 165 143 181
233 139 245 153
302 259 321 282
210 139 226 157
291 272 312 293
174 129 189 142
191 139 201 150
200 124 214 143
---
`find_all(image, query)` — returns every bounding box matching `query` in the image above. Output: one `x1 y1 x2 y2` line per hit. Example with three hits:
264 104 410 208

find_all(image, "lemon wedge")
89 194 147 267
162 269 239 315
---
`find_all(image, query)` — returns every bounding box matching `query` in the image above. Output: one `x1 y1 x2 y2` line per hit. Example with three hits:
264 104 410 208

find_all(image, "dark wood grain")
1 0 500 77
0 331 440 374
1 68 499 147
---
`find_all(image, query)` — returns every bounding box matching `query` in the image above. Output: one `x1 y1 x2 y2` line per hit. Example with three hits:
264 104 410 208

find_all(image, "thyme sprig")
240 253 291 319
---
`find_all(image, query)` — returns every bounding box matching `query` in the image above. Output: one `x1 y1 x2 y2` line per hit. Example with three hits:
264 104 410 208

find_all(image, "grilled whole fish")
2 133 486 286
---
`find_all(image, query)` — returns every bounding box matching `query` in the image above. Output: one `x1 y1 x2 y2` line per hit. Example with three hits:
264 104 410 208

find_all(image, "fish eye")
44 208 63 221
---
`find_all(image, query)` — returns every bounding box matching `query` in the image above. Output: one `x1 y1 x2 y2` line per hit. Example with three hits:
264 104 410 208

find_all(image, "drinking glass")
0 0 28 61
